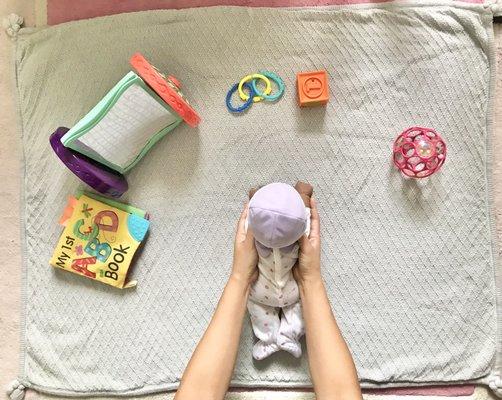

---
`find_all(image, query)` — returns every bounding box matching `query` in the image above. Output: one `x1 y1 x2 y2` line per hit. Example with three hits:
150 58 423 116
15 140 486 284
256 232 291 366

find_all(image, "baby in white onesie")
247 182 313 360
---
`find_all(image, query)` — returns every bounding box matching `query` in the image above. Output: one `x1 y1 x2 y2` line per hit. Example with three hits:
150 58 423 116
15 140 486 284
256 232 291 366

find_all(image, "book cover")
50 194 149 289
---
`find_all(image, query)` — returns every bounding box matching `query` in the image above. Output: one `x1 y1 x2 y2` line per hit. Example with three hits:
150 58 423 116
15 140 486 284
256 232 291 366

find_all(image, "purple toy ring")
50 127 128 198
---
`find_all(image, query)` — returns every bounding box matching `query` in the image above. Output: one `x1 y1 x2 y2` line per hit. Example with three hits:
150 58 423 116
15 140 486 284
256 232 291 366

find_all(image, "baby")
247 181 313 360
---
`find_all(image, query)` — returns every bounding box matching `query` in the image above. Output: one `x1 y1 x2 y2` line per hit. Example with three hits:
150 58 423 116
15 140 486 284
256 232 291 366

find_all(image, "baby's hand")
231 204 258 287
294 197 322 286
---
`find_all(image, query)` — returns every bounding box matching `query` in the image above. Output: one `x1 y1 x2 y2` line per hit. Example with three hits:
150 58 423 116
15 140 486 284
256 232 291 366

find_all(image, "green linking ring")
251 71 285 102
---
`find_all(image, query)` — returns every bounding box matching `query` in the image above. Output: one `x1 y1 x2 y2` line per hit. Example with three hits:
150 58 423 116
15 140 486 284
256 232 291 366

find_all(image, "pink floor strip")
50 0 483 25
363 386 475 396
229 386 476 396
47 0 391 24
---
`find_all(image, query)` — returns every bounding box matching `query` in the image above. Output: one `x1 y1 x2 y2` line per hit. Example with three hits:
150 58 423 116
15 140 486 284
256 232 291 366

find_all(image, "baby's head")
248 182 307 249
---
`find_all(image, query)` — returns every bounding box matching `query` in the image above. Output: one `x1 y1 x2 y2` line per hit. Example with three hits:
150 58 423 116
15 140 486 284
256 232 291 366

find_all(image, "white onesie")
247 208 311 360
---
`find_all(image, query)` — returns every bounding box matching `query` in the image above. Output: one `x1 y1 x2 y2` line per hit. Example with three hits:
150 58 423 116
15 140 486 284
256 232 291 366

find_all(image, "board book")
50 193 150 288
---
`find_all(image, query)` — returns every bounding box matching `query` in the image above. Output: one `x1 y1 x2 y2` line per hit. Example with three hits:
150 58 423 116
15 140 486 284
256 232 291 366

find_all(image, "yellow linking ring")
238 74 272 103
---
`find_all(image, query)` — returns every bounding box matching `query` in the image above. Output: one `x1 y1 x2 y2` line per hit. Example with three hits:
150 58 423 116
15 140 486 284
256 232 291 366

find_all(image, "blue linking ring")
226 82 256 113
251 71 285 102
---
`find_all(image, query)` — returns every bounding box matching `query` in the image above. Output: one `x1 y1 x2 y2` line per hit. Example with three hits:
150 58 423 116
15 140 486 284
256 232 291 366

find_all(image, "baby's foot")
277 336 302 358
253 340 280 360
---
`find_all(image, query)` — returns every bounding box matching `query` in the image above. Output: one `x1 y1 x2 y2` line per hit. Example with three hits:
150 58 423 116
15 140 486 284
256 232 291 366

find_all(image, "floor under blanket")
0 1 500 399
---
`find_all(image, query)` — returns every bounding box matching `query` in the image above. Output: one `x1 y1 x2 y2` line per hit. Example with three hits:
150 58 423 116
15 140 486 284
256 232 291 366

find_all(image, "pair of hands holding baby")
231 196 321 289
176 195 363 400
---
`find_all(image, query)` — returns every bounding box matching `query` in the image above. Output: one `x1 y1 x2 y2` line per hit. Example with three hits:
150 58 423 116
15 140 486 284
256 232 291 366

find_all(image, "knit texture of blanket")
11 2 502 398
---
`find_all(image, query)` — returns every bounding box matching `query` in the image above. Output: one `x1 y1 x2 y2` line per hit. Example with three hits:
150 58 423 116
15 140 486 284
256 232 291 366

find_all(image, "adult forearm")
175 275 249 400
300 278 362 400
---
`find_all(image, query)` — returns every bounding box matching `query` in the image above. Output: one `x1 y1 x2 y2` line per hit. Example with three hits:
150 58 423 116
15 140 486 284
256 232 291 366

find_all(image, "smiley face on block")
296 70 329 107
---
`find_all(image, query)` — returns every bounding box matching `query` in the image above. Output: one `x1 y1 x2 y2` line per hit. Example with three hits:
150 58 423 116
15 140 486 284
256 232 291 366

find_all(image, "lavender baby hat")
248 182 307 249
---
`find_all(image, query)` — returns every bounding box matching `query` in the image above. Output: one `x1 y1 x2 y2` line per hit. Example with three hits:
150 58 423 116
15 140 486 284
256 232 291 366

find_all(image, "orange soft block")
297 70 329 107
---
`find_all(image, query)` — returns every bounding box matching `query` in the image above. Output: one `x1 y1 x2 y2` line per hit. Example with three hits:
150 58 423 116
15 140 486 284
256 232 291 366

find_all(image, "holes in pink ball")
394 152 405 166
395 136 405 148
414 162 425 172
426 157 439 169
402 143 415 157
426 131 436 138
402 169 415 177
407 156 421 167
407 130 421 138
436 141 445 155
417 169 433 178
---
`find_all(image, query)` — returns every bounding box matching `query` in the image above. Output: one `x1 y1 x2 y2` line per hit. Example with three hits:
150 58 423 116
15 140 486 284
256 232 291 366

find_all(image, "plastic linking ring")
226 71 285 113
251 71 285 102
226 82 256 113
238 73 272 103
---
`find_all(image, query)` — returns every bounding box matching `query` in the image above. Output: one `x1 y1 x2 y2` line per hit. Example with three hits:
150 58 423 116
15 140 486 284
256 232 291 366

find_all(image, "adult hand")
294 197 363 400
176 206 259 400
231 204 258 286
294 197 322 286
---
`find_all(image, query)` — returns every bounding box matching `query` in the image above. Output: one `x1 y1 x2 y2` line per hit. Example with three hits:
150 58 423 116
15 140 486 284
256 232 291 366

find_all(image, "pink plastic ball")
393 127 447 178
